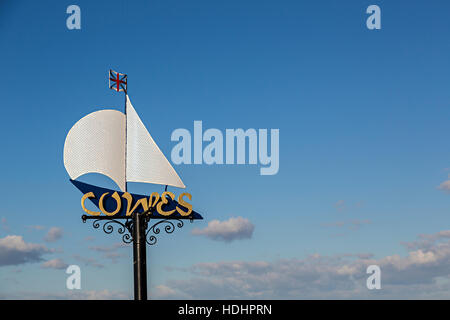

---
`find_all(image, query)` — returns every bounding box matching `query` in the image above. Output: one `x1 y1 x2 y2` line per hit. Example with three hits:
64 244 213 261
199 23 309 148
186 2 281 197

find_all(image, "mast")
125 92 127 191
125 85 148 301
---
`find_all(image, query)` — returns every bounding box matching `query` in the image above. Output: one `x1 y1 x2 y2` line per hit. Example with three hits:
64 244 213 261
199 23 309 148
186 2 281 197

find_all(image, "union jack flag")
109 69 127 93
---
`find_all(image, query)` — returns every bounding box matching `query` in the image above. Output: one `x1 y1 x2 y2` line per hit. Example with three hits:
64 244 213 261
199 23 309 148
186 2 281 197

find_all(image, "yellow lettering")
122 192 133 216
148 192 160 209
81 192 100 216
99 192 122 216
81 190 193 218
156 191 176 216
131 198 149 216
176 193 193 216
122 192 150 216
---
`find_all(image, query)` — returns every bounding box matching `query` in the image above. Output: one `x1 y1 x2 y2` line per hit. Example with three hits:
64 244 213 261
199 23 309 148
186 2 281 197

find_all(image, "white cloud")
438 179 450 193
88 242 128 253
81 290 130 300
154 230 450 299
44 227 63 242
73 254 104 269
191 217 254 242
334 200 346 211
7 290 131 300
0 235 51 267
88 242 129 263
150 285 190 299
41 258 68 270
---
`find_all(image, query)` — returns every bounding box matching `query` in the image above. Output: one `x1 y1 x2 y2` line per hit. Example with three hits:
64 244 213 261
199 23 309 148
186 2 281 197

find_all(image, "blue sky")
0 0 450 299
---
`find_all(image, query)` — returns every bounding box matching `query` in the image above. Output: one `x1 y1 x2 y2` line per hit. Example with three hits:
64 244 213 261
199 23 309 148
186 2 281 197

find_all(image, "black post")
132 211 147 300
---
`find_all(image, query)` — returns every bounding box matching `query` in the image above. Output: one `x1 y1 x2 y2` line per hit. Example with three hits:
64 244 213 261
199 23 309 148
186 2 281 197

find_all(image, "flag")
109 69 127 93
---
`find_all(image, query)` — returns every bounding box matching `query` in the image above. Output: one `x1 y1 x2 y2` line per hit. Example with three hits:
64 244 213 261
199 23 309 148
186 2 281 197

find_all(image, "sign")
71 180 203 220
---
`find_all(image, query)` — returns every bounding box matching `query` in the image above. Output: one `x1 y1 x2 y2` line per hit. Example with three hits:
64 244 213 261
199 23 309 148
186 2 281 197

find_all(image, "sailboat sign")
63 83 202 220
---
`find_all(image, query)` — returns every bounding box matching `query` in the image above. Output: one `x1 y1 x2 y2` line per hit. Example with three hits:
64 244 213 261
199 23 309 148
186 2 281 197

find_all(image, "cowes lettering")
81 192 193 217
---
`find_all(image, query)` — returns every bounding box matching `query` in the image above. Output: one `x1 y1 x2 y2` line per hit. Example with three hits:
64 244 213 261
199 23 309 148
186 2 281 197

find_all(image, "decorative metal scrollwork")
82 214 192 245
82 215 133 244
145 219 184 245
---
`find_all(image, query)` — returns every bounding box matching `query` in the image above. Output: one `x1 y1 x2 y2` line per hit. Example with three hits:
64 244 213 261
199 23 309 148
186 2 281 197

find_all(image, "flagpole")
124 85 148 301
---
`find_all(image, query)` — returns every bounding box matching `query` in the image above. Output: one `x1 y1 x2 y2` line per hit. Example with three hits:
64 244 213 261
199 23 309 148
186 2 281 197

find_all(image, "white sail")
126 95 185 188
63 109 126 191
63 96 185 190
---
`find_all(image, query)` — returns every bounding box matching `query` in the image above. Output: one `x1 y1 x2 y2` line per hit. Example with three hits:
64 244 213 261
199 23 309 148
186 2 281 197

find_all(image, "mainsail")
63 95 185 191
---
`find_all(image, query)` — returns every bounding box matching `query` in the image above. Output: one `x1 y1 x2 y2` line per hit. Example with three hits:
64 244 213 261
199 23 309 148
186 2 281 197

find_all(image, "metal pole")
133 211 147 300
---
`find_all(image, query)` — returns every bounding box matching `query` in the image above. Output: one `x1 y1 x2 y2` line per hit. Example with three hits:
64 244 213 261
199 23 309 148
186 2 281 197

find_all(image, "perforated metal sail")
63 96 185 190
